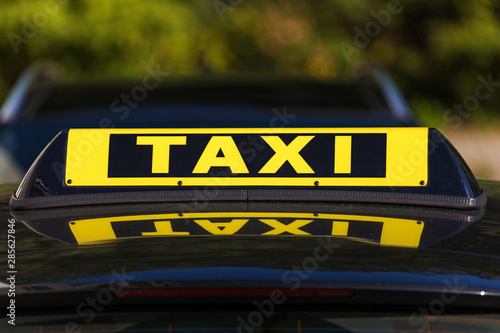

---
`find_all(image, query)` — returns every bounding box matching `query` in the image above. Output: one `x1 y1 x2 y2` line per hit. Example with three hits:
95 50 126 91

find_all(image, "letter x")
260 219 312 235
259 136 315 173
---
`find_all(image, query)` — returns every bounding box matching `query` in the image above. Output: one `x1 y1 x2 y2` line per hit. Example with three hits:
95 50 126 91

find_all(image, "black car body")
1 66 499 332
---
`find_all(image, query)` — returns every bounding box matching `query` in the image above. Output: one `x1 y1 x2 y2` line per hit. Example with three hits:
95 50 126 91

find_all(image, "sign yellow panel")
65 128 428 187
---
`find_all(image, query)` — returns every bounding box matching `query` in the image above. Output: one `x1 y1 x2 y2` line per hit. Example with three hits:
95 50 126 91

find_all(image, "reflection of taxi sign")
68 212 424 247
9 127 485 210
65 128 427 187
13 202 482 248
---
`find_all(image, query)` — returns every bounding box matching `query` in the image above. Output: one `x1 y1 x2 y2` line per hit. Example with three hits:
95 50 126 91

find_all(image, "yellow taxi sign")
69 212 424 247
65 128 428 187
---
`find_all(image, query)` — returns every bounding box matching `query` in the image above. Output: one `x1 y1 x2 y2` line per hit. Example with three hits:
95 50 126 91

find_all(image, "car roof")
1 180 499 309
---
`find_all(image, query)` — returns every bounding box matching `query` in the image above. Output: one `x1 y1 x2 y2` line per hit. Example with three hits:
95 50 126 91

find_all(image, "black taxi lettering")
132 218 315 236
106 133 387 179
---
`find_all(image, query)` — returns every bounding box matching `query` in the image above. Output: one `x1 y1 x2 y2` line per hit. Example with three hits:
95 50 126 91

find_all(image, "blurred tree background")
1 0 500 130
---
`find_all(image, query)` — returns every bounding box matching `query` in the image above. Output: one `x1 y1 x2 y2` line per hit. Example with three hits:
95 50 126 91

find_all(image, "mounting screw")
178 213 184 217
67 179 72 184
417 221 422 225
419 180 425 185
177 180 183 186
70 222 76 225
313 213 319 217
314 181 319 186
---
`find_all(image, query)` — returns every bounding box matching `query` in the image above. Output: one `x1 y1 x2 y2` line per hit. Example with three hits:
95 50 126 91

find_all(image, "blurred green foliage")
1 0 500 128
